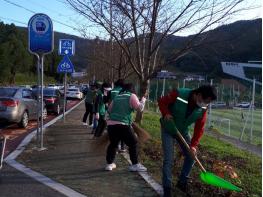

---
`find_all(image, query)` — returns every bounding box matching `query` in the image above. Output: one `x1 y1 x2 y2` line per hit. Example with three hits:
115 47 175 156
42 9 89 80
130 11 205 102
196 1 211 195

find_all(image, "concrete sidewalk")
16 102 159 197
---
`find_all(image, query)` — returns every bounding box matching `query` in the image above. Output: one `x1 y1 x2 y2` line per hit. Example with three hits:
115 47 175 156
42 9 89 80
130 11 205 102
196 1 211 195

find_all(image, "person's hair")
194 85 217 101
120 83 135 94
101 82 111 90
114 79 125 88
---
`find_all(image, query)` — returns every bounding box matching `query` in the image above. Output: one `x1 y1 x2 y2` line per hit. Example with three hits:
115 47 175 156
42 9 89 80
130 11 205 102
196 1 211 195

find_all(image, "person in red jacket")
158 85 216 197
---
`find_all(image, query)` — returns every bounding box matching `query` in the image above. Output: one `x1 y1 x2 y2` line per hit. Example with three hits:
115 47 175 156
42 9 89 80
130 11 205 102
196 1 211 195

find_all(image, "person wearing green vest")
94 82 111 137
158 85 216 197
82 84 96 127
108 79 126 152
105 83 147 172
108 79 124 102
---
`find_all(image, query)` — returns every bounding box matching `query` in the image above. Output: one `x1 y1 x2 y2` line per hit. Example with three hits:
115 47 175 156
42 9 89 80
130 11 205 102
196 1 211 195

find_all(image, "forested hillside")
0 19 261 85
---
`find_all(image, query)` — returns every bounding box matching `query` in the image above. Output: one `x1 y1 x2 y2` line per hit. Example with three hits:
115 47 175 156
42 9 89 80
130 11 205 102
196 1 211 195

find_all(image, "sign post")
28 13 54 151
58 39 75 121
57 52 75 121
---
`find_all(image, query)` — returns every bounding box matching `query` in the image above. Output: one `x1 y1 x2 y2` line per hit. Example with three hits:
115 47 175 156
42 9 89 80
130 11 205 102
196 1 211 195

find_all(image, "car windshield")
0 88 17 97
43 89 56 96
68 89 79 92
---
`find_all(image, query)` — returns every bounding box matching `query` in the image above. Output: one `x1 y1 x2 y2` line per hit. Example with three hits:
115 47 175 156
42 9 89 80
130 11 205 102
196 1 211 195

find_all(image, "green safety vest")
109 92 133 125
110 87 122 101
169 88 206 135
85 89 96 103
97 90 106 116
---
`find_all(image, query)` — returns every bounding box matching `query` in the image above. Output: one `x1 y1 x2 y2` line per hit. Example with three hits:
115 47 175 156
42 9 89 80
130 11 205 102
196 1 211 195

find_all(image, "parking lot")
0 84 82 159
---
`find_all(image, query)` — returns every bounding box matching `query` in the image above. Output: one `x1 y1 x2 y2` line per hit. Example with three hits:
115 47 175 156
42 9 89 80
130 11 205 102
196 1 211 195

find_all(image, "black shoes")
163 187 172 197
176 181 191 197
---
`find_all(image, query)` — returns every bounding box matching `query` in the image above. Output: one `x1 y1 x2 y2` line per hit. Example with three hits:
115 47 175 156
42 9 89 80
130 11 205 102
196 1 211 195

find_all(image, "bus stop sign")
28 13 54 54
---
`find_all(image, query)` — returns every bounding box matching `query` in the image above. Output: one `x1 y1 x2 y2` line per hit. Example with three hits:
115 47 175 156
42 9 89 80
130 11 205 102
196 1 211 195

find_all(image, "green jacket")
110 86 122 101
166 88 206 135
109 92 133 125
85 89 96 104
95 90 106 116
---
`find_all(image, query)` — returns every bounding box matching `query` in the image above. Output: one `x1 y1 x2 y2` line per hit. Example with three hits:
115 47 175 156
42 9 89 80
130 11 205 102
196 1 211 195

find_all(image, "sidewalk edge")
122 152 163 196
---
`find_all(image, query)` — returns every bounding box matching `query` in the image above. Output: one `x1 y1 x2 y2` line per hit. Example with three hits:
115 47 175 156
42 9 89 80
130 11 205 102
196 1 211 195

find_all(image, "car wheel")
42 108 48 120
56 104 60 115
18 111 29 128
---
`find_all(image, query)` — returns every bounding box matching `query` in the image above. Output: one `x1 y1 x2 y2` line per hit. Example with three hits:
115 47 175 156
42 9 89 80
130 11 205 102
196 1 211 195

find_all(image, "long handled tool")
174 126 241 192
0 136 7 170
161 118 241 192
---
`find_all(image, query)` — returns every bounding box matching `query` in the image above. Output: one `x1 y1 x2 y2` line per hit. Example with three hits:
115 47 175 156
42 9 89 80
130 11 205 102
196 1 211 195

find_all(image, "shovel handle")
175 129 206 173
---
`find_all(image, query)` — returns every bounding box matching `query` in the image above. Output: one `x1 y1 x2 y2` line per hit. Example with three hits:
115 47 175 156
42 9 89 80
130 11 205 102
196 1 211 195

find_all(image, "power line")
0 16 27 25
2 0 104 39
27 0 77 18
2 0 77 30
2 0 35 14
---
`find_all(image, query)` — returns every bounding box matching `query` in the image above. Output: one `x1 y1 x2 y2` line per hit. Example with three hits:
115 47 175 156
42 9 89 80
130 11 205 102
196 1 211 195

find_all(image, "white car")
211 101 226 108
236 102 251 108
66 88 83 100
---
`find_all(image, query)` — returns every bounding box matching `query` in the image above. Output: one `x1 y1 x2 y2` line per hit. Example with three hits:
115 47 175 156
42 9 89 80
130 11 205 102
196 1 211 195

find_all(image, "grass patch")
138 111 262 196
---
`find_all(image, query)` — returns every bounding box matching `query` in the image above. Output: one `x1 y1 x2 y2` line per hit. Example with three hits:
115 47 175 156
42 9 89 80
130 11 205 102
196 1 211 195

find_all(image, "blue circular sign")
28 13 54 54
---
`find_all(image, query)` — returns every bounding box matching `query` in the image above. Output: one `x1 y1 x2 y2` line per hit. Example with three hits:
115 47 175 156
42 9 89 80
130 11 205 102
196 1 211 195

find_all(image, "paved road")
17 102 159 197
0 100 80 157
0 164 66 197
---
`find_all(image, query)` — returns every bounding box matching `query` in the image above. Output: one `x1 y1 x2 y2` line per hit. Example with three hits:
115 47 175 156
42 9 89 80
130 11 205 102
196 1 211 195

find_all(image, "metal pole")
155 79 158 101
208 79 213 127
36 55 40 147
250 78 255 143
63 73 67 121
183 79 185 88
162 78 166 96
39 54 46 150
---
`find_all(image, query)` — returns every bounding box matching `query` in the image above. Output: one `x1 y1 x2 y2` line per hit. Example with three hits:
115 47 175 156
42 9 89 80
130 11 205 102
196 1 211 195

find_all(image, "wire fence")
141 78 262 145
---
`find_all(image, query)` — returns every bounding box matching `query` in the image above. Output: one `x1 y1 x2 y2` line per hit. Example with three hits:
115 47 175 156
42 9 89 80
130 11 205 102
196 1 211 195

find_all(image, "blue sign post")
28 13 54 54
57 39 75 121
57 55 75 73
59 39 75 56
28 13 54 151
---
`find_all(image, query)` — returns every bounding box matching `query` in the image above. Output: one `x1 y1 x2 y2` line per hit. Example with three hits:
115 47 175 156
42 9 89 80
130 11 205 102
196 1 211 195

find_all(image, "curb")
4 100 87 197
122 152 163 196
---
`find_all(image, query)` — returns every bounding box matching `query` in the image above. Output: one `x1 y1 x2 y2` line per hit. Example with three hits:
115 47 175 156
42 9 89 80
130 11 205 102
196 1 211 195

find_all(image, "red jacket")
158 90 207 148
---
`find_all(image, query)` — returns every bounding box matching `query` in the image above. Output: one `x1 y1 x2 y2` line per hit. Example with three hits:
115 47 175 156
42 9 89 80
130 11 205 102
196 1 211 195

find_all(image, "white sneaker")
105 163 116 171
128 163 147 172
88 124 93 128
82 122 88 126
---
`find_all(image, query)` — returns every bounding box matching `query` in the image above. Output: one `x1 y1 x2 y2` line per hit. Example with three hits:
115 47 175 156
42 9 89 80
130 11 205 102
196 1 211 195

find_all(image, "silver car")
0 87 47 128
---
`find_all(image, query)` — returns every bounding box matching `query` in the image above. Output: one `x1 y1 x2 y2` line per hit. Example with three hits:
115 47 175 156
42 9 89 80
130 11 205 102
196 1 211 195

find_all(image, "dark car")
43 88 63 115
0 87 47 128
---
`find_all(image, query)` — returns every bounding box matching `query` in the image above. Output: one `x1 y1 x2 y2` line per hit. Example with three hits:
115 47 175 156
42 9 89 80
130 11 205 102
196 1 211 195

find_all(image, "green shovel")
161 118 241 192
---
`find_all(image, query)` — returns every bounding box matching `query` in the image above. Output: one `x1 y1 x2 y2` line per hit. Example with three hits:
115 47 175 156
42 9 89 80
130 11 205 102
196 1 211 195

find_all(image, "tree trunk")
135 79 149 124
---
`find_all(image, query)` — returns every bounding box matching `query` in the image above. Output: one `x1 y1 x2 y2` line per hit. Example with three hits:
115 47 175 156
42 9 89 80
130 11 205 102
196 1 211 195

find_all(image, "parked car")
47 84 60 89
211 101 226 108
0 87 47 128
66 88 83 100
235 102 252 108
43 88 64 115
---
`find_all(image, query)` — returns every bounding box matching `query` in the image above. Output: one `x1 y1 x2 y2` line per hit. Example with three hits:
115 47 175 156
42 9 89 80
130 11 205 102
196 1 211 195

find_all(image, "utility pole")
110 0 113 83
250 78 256 143
208 79 213 127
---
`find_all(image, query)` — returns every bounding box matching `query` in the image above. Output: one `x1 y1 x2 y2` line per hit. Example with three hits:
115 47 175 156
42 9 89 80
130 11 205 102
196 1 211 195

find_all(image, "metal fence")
142 78 262 145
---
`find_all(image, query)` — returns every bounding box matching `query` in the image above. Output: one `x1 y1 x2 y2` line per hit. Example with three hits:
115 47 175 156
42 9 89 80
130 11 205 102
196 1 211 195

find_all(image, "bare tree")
66 0 254 122
86 37 135 82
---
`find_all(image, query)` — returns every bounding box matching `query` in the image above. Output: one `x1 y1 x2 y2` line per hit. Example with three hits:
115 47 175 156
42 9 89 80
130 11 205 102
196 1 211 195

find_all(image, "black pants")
106 124 138 165
82 102 93 125
94 115 107 137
